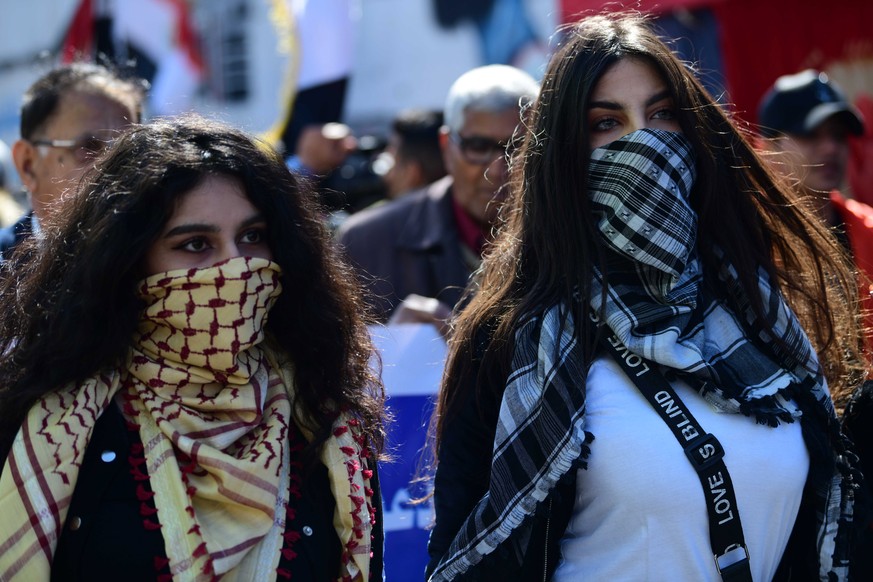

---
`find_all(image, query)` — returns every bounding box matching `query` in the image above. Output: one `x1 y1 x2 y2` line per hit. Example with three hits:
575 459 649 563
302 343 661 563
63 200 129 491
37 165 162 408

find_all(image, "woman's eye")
652 107 676 120
591 117 618 132
177 238 209 252
240 228 264 244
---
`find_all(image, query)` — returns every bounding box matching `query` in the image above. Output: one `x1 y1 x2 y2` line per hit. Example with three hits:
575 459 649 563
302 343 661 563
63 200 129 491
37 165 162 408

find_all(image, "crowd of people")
0 10 872 582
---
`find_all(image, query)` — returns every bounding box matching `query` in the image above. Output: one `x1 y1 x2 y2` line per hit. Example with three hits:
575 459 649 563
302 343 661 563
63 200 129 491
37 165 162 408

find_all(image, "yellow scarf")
0 257 374 581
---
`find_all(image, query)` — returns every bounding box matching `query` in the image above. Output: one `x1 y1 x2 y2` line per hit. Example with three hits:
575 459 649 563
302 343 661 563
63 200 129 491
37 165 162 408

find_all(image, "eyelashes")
171 228 267 253
588 106 677 133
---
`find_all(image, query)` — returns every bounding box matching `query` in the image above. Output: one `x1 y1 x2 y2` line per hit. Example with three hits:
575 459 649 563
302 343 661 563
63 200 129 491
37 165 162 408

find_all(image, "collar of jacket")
395 176 458 252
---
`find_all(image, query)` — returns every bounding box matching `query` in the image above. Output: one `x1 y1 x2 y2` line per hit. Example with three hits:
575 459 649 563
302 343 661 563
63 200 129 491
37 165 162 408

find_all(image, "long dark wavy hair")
436 13 863 446
0 115 385 464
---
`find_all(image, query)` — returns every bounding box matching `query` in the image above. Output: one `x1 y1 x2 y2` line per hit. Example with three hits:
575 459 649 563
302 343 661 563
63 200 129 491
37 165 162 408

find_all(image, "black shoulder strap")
595 316 753 582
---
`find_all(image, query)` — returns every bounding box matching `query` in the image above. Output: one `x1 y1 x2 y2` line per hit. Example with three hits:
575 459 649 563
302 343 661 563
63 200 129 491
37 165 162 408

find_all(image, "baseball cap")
758 69 864 138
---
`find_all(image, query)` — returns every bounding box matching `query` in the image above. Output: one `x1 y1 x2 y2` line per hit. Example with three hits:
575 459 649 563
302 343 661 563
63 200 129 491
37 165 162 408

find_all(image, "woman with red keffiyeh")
0 115 384 581
426 12 869 582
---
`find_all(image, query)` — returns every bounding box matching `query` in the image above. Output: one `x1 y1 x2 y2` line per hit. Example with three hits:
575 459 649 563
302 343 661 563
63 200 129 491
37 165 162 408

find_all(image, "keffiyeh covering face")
0 257 375 582
588 128 815 419
429 129 859 580
589 127 698 299
133 254 282 384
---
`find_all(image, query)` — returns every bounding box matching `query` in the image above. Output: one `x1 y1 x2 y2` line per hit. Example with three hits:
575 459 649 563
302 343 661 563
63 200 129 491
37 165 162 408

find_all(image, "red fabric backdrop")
560 0 720 21
560 0 873 202
711 0 873 124
560 0 873 122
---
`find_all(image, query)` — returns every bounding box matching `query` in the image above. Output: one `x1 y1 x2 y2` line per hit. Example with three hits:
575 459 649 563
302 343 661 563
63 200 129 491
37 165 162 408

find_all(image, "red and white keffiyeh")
0 257 375 581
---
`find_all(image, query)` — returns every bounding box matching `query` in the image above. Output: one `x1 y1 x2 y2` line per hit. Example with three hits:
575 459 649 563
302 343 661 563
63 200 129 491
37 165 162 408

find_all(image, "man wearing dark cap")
758 69 865 225
762 74 873 580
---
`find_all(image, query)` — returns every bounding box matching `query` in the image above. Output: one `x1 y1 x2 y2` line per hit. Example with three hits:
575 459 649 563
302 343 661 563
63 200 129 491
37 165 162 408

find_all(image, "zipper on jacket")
543 497 553 582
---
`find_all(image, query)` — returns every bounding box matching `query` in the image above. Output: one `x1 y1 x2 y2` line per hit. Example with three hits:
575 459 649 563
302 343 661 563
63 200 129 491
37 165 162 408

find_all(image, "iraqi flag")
61 0 205 116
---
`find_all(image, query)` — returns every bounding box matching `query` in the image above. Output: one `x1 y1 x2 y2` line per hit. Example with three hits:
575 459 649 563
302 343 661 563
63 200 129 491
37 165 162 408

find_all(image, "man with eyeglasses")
1 63 146 260
337 65 539 329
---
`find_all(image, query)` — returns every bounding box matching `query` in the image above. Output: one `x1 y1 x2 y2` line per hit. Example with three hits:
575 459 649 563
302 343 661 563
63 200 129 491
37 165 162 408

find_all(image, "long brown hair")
435 13 863 449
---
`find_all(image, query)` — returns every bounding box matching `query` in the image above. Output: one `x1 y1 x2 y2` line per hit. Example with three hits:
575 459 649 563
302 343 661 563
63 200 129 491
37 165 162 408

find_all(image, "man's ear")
406 161 424 191
12 139 38 193
438 126 450 152
439 126 454 174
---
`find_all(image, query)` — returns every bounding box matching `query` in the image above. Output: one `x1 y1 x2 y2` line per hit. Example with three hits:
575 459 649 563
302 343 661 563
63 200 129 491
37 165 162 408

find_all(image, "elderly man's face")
771 116 851 195
441 108 521 227
16 89 137 221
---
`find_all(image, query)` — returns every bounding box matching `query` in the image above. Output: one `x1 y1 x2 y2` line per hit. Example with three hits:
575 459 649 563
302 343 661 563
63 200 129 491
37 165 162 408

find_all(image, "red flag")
61 0 94 62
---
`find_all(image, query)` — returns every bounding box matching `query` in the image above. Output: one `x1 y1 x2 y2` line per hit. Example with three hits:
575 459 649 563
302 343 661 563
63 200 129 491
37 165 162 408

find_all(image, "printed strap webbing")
593 312 753 582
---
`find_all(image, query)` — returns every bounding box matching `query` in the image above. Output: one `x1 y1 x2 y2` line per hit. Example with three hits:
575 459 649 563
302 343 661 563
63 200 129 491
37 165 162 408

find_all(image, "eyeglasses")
450 132 521 165
30 135 113 164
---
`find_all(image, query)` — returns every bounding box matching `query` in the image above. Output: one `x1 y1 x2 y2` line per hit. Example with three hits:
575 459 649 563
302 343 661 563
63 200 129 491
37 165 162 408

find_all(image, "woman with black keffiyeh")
426 13 868 582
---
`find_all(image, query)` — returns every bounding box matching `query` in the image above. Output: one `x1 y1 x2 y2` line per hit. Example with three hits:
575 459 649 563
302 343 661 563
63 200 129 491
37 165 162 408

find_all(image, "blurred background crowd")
1 1 873 580
1 0 871 219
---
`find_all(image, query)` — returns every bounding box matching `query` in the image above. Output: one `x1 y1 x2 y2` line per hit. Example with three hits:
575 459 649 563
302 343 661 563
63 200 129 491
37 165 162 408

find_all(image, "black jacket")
843 381 873 581
425 331 572 581
337 177 473 321
426 370 573 581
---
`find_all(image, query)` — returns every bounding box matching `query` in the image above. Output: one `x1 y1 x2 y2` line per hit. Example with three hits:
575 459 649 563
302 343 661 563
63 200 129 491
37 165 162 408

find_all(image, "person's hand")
388 294 453 338
297 123 357 175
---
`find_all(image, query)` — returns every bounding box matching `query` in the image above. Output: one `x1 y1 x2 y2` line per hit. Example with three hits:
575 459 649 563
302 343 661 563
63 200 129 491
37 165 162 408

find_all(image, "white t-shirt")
552 356 809 582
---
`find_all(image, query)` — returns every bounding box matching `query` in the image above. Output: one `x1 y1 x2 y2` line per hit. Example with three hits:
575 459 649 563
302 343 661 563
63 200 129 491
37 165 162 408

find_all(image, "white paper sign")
369 323 447 397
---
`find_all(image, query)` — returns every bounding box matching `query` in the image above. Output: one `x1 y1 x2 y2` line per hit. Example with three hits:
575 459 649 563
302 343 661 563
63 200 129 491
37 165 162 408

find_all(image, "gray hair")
443 65 540 133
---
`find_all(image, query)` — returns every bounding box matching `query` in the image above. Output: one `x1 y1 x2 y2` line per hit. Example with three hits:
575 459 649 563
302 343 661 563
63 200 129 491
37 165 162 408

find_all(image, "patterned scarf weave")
588 128 811 418
0 257 374 581
429 129 860 580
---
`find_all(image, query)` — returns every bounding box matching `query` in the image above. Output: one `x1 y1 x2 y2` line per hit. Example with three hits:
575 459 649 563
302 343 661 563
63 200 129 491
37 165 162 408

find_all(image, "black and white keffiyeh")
588 129 812 420
429 303 591 581
429 129 861 580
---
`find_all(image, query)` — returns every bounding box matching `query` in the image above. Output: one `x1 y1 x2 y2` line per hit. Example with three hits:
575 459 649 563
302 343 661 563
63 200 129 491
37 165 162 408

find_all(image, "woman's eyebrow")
161 214 264 238
162 223 219 238
240 214 266 228
588 90 672 111
645 90 673 106
588 99 622 110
